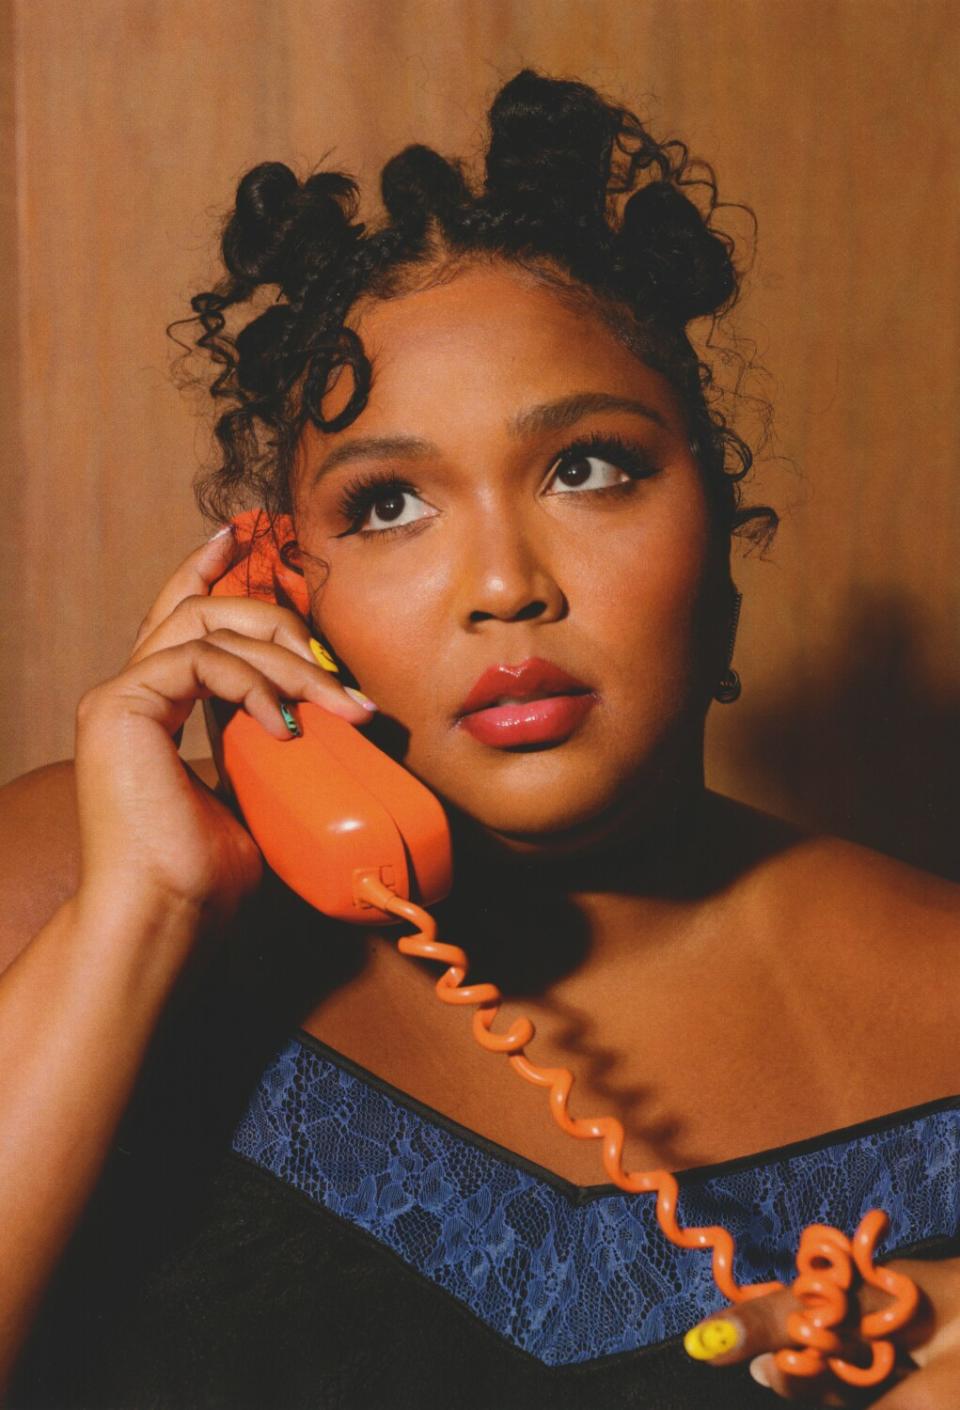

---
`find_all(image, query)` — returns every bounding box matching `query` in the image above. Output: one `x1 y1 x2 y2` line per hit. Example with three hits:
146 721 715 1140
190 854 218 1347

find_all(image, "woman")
1 68 959 1408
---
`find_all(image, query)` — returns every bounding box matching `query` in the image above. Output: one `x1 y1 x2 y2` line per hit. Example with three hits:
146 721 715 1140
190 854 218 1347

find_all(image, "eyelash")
333 432 662 540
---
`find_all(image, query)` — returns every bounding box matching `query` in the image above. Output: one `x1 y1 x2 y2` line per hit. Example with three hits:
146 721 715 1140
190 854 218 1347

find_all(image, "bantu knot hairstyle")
175 67 776 549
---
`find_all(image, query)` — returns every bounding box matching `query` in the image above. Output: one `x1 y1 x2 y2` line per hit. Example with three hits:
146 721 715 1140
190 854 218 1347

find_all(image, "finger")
685 1280 929 1408
83 639 349 747
750 1355 813 1402
877 1258 957 1366
870 1349 960 1408
685 1259 955 1402
130 525 237 655
683 1291 800 1368
750 1350 898 1404
130 593 315 667
130 596 377 719
684 1271 920 1374
179 628 372 722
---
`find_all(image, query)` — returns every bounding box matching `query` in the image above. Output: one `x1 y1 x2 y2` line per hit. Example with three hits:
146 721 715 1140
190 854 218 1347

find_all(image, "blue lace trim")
230 1034 960 1366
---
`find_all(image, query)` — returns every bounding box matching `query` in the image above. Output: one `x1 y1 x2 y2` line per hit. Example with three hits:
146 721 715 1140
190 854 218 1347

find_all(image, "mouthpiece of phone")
209 700 452 925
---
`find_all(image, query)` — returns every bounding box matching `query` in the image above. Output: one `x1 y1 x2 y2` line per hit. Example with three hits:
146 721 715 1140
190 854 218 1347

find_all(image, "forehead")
314 265 684 436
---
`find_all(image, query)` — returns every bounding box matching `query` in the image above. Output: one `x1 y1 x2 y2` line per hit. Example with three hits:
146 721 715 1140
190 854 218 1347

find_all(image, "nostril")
515 600 548 621
469 599 549 624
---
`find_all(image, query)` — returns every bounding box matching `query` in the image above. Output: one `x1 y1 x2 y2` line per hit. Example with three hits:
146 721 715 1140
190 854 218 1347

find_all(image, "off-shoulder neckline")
294 1026 960 1205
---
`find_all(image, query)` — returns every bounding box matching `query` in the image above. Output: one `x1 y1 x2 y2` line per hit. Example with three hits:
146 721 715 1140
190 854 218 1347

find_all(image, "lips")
455 657 597 749
457 657 592 717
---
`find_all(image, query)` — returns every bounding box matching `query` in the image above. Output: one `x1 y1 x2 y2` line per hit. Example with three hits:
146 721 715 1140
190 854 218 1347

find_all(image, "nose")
459 514 567 627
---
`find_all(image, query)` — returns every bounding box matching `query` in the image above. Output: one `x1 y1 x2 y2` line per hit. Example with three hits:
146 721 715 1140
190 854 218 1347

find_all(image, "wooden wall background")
2 0 958 877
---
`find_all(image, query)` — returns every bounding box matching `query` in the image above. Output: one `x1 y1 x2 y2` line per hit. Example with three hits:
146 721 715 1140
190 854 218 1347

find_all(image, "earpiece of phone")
205 509 452 926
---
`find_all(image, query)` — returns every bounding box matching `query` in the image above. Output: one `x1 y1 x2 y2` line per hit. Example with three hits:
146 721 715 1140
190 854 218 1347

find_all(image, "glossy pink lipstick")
456 657 596 748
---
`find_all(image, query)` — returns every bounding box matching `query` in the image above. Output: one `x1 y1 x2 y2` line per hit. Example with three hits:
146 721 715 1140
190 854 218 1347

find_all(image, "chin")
441 773 651 857
407 712 704 849
456 804 648 869
432 729 704 860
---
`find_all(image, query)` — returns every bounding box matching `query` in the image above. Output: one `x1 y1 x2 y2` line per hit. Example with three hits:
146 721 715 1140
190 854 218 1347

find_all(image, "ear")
272 527 312 619
214 509 311 619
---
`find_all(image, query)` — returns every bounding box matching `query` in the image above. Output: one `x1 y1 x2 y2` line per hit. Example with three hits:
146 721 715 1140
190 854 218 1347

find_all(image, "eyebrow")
309 391 667 486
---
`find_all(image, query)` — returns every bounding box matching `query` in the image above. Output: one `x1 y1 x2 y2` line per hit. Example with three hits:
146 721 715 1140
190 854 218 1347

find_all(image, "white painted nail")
206 524 234 543
344 687 378 712
749 1355 772 1388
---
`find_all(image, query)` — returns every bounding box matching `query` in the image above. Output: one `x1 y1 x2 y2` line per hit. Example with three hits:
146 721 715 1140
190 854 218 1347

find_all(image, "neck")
433 770 730 994
454 748 717 877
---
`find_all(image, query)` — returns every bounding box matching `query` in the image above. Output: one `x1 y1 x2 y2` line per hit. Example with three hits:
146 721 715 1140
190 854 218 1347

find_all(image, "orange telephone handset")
206 509 452 926
204 509 918 1388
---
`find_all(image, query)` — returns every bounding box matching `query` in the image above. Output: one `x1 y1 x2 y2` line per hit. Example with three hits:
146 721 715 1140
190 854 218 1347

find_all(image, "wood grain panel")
3 0 958 875
0 0 25 781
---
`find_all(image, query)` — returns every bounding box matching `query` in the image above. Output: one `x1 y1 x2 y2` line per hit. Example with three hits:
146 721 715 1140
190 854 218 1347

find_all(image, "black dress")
11 901 960 1409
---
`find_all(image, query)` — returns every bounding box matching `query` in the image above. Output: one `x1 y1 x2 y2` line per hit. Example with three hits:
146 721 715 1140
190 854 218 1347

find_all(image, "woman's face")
292 264 727 851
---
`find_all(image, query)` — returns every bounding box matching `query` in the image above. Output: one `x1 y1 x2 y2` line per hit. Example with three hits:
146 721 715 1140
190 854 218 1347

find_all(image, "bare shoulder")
725 793 960 1009
0 756 218 974
0 760 81 972
768 824 959 941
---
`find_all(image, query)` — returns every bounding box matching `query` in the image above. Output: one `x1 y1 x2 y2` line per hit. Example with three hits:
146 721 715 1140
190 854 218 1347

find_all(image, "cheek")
583 492 716 658
305 478 717 727
308 567 442 710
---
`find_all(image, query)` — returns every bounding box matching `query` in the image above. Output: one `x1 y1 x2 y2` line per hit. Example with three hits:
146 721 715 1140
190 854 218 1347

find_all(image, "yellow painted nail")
683 1318 743 1361
309 638 339 673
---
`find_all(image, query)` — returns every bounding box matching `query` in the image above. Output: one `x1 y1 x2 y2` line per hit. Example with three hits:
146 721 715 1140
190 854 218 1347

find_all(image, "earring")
713 588 742 704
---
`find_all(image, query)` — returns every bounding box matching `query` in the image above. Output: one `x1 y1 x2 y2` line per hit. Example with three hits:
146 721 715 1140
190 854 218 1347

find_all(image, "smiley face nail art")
683 1317 743 1361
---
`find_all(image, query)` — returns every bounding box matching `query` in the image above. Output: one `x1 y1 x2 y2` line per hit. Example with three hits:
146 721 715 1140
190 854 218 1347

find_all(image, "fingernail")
344 687 378 712
749 1355 772 1387
279 701 301 736
683 1317 743 1361
309 638 340 673
207 523 234 543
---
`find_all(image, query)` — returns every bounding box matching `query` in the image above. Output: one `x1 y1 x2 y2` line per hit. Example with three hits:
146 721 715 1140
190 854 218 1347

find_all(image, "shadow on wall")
729 589 960 883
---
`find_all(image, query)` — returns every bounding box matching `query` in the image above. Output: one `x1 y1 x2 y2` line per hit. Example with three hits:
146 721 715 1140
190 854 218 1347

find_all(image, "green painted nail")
279 701 301 736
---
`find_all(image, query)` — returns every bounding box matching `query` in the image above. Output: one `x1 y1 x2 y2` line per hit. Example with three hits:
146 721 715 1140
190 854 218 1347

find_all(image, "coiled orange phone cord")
355 873 919 1389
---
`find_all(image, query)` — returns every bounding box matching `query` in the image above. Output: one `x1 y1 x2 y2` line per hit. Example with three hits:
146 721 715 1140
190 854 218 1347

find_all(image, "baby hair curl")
177 68 776 551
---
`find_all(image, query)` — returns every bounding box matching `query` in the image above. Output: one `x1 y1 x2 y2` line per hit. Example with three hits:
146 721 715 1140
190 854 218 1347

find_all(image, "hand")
684 1255 960 1406
73 526 372 926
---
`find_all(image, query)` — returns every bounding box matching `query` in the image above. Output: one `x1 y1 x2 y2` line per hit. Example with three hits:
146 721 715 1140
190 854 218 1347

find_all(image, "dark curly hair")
177 68 776 553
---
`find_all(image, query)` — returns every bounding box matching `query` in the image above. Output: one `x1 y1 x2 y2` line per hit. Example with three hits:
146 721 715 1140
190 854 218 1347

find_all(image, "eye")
547 455 628 494
544 433 661 497
335 473 437 538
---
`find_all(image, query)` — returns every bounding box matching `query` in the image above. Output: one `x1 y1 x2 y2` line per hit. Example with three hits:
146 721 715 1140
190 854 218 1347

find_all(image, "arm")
0 528 367 1397
0 885 200 1389
0 756 218 976
0 762 80 974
